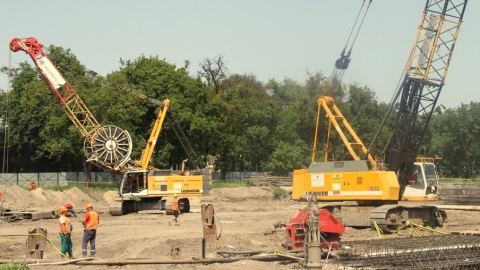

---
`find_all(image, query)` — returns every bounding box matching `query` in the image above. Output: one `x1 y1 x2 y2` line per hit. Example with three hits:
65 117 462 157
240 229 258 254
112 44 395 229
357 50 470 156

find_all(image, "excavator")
10 37 204 216
291 0 468 233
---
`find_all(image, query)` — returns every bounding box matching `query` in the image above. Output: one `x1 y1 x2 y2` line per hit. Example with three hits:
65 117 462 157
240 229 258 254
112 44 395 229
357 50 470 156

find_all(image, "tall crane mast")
370 0 468 187
9 37 132 172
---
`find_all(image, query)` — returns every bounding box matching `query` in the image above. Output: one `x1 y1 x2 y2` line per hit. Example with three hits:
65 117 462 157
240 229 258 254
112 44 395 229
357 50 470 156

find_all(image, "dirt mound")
103 190 118 204
0 185 99 212
0 185 276 213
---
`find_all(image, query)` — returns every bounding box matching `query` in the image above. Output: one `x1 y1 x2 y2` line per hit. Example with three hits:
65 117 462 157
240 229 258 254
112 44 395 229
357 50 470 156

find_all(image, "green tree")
213 74 279 177
430 103 480 178
6 46 89 172
114 55 221 170
345 84 390 157
264 141 309 176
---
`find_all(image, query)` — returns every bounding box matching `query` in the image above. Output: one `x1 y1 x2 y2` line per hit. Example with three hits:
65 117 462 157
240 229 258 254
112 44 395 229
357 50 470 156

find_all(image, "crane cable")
331 0 373 82
347 0 373 57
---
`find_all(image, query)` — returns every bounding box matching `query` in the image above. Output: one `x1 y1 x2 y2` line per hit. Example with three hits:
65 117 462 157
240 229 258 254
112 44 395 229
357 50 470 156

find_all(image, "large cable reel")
84 125 133 172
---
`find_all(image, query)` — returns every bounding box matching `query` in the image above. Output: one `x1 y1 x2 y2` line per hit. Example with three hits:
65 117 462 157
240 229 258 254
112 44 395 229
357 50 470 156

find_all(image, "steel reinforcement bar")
439 183 480 205
333 235 480 269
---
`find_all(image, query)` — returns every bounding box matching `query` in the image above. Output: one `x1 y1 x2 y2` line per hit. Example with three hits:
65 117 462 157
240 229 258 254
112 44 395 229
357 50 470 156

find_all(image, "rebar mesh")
439 184 480 205
333 235 480 269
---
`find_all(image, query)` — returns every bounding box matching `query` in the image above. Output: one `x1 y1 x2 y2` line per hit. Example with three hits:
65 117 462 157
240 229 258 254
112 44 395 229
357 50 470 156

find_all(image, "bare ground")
1 185 479 270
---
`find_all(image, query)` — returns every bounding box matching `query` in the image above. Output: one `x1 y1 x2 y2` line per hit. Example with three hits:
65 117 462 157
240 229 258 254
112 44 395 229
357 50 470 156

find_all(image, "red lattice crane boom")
10 37 132 172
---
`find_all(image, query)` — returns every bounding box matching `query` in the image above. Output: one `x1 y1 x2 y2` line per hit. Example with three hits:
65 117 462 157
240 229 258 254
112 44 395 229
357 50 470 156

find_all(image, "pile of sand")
0 185 100 212
0 185 276 212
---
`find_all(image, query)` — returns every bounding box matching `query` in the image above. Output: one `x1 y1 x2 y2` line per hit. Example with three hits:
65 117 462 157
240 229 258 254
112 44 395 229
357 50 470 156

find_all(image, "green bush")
0 262 29 270
272 187 287 199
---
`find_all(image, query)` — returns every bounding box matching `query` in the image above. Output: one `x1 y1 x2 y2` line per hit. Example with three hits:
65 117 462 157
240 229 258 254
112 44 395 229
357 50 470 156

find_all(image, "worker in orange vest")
82 203 99 257
58 206 74 259
169 194 180 226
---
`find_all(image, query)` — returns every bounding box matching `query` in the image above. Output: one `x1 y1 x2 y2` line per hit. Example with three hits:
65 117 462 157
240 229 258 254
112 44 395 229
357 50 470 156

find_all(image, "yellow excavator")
292 0 468 232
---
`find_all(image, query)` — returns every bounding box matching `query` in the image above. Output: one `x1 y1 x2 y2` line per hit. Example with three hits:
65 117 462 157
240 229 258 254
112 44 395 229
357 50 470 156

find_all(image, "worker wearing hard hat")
64 202 77 217
82 203 100 257
169 194 180 226
58 206 74 259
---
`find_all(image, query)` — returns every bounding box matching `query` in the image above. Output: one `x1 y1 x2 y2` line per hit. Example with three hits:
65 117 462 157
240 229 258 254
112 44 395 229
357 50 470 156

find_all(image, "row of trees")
0 44 479 178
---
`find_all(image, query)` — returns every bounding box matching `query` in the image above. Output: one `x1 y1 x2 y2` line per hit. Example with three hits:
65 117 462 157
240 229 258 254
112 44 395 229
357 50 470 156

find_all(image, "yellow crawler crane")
10 37 203 216
109 89 204 216
292 96 444 232
292 0 468 232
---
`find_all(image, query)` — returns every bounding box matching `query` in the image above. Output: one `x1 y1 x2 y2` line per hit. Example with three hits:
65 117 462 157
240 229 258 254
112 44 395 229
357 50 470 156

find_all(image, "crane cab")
402 161 439 201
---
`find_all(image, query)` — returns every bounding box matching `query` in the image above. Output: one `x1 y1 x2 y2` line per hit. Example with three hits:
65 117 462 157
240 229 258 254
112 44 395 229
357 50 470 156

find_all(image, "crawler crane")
110 88 204 216
292 0 468 232
10 37 203 215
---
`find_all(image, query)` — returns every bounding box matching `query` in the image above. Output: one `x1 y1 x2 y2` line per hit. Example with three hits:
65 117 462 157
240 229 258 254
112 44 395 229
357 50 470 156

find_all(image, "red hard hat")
64 203 73 208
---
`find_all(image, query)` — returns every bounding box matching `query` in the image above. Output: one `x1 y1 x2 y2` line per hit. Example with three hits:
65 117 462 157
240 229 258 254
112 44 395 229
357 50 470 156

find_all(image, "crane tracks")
370 204 446 233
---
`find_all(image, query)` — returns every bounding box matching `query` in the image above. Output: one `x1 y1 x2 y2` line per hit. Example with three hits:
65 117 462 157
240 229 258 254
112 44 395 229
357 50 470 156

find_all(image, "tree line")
0 44 479 179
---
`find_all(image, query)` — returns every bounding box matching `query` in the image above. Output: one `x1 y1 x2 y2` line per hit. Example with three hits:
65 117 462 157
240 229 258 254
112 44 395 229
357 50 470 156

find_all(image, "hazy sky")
1 1 478 109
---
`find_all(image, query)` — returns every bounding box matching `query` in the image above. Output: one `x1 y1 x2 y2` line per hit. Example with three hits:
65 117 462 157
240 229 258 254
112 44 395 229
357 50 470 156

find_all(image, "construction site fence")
211 171 269 181
0 172 120 189
0 171 215 196
2 172 474 189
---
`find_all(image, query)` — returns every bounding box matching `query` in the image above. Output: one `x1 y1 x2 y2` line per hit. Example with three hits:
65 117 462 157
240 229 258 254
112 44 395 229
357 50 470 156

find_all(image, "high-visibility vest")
84 211 99 231
59 216 71 234
172 198 179 211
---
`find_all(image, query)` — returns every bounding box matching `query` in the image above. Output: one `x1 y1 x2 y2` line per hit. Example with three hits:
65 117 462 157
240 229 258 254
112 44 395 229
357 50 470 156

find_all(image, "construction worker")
58 206 73 259
169 194 180 226
82 203 99 257
64 202 77 217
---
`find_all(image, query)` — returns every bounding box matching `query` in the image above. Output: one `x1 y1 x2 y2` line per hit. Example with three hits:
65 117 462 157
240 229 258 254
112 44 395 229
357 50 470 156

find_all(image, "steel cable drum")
84 125 133 171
